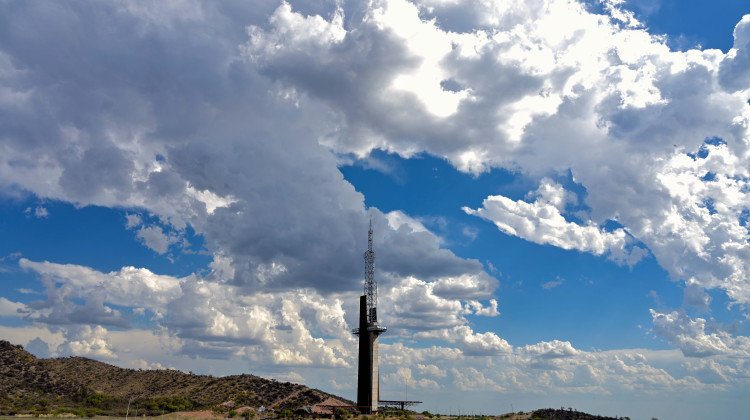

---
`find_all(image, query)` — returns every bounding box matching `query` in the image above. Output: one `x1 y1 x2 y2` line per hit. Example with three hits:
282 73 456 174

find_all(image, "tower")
353 220 387 414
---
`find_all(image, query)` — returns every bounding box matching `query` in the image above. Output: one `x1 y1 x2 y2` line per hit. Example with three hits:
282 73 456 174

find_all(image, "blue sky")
1 1 750 419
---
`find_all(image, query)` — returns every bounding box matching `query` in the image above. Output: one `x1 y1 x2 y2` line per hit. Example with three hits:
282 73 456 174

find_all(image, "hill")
526 408 627 420
0 340 346 416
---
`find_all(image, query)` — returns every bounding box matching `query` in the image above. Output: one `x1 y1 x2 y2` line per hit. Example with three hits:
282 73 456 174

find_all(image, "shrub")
335 408 350 420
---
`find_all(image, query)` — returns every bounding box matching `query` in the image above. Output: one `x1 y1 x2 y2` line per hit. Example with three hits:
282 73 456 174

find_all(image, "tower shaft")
357 296 382 413
354 221 386 414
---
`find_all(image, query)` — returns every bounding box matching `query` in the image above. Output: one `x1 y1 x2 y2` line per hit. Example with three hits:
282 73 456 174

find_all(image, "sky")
0 1 749 419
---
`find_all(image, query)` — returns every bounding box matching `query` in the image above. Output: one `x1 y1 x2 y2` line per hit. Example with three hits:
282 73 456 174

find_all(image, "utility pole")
125 398 132 420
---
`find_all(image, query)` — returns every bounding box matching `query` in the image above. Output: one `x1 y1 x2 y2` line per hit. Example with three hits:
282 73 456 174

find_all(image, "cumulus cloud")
416 363 447 378
464 179 642 265
19 258 182 320
383 367 440 389
17 257 356 368
523 340 580 359
684 359 735 385
0 0 440 298
136 225 178 255
415 325 512 356
57 325 118 360
451 367 504 391
718 15 750 92
243 0 750 314
0 297 24 317
452 326 513 356
650 309 750 357
431 273 498 300
380 270 498 342
1 0 745 305
384 276 466 331
465 299 499 317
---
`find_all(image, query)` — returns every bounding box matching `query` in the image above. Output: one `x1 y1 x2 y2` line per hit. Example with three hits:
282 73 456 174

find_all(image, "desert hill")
0 340 346 416
522 408 627 420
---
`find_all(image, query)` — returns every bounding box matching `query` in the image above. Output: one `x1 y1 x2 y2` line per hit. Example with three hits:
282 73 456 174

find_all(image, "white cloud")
416 363 447 377
453 326 512 355
465 299 499 317
650 309 750 357
684 359 735 385
18 256 356 368
23 206 49 218
431 273 498 299
464 181 640 265
542 276 565 290
241 0 750 313
451 367 504 391
125 213 142 229
718 15 750 92
384 276 466 331
136 225 177 254
185 184 236 215
0 297 24 316
416 325 512 356
382 367 440 390
601 0 642 28
57 325 118 360
523 339 580 359
276 371 305 383
386 210 430 234
19 258 182 319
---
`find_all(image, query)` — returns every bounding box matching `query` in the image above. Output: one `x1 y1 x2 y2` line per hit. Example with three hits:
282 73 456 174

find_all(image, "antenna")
364 217 377 323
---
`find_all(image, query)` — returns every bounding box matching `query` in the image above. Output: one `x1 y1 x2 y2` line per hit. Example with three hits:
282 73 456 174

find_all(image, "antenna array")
364 219 377 323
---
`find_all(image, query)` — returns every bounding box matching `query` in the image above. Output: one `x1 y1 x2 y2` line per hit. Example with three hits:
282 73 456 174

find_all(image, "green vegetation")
334 408 351 420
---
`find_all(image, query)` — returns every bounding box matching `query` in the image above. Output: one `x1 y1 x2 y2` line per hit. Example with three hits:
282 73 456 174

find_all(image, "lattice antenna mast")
364 218 377 323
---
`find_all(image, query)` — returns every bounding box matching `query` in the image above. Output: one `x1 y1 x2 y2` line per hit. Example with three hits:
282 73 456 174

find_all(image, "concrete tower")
353 221 386 414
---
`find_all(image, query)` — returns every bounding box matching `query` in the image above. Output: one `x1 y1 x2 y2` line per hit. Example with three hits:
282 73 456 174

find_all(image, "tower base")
354 295 386 414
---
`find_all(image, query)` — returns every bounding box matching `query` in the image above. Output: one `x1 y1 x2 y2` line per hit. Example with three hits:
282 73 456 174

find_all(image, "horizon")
1 1 750 420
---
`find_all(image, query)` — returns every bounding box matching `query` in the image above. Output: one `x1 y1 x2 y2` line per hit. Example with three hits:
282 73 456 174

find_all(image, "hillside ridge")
0 340 347 416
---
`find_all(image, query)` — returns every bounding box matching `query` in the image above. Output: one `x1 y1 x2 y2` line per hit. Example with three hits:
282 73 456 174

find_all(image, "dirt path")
268 389 302 407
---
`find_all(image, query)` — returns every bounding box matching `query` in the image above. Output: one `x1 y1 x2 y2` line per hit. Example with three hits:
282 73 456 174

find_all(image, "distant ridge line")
0 340 349 416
